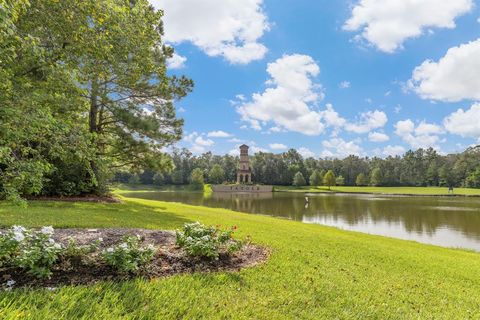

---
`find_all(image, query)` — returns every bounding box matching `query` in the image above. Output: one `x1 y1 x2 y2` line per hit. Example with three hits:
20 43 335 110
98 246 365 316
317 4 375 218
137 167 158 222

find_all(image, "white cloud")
183 132 214 153
409 39 480 102
298 147 316 158
269 143 288 150
321 138 363 158
444 103 480 139
207 131 233 138
251 146 269 153
195 136 214 147
339 81 351 89
344 0 473 53
345 110 388 134
167 53 187 69
383 145 406 156
237 54 325 135
320 104 347 129
235 94 246 101
156 0 270 64
368 131 390 142
394 119 443 149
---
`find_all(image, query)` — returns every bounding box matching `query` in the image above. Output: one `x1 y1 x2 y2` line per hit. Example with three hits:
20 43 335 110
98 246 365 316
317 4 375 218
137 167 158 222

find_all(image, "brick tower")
236 144 252 184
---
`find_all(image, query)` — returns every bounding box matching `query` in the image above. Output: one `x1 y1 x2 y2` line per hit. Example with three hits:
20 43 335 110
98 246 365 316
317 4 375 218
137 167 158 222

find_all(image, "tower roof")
239 144 249 149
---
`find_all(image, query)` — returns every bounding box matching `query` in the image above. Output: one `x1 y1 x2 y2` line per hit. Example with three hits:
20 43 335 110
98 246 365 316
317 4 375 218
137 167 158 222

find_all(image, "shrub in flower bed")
0 226 63 278
102 235 156 273
175 222 243 259
0 225 265 289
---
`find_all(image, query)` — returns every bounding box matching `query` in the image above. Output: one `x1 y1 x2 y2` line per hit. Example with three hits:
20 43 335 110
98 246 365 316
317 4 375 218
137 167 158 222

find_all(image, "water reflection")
123 191 480 251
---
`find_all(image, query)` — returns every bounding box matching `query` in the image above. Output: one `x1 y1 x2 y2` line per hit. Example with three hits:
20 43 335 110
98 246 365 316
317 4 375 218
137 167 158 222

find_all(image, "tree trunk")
88 76 100 193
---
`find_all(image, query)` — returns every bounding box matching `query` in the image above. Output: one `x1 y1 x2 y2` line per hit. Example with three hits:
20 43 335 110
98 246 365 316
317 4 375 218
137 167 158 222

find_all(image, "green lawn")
275 185 480 196
1 195 480 319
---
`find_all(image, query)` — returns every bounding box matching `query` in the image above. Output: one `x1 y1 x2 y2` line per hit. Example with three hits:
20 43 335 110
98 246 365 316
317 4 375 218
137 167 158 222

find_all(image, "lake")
123 191 480 251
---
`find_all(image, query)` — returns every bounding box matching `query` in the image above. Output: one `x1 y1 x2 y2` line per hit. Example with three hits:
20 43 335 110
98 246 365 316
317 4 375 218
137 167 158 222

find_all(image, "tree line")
0 0 192 202
115 146 480 188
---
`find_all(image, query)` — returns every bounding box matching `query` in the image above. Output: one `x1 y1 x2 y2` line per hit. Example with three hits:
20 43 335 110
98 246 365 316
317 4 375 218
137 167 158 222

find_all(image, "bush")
62 237 102 265
190 168 205 190
175 222 243 260
0 226 63 278
292 172 306 186
102 236 156 273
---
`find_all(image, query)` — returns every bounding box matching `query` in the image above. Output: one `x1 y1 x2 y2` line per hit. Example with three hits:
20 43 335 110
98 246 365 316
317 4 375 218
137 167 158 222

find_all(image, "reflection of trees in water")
124 192 480 240
302 195 480 238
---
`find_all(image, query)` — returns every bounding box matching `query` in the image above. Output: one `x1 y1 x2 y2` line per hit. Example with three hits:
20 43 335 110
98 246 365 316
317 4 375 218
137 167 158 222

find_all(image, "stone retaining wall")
211 185 273 193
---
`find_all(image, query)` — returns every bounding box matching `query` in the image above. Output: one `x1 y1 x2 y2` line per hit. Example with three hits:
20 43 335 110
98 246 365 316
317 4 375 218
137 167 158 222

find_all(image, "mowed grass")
1 196 480 319
276 185 480 196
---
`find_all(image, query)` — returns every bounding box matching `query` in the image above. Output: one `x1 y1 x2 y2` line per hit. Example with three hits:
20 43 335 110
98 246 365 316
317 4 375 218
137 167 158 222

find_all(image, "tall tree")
293 172 306 187
356 173 368 186
323 170 336 190
209 164 225 184
370 168 383 186
309 170 323 187
190 168 204 191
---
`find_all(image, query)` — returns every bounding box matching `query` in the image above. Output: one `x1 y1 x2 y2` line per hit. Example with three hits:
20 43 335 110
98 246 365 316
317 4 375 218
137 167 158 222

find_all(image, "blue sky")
152 0 480 158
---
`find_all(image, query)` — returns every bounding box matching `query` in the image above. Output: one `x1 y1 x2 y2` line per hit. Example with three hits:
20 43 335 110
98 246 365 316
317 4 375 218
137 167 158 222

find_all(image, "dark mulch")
25 195 121 203
0 228 269 289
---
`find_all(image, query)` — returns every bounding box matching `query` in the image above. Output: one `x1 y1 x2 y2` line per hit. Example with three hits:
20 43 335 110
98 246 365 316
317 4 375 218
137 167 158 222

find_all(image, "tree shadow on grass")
0 201 192 230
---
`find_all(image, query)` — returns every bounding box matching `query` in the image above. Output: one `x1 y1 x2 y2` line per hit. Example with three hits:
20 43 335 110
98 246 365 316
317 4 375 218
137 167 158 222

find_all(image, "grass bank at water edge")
275 185 480 196
1 195 480 319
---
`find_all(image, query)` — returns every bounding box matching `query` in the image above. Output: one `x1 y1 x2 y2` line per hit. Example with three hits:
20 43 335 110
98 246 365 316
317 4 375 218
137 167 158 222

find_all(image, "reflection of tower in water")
212 192 273 212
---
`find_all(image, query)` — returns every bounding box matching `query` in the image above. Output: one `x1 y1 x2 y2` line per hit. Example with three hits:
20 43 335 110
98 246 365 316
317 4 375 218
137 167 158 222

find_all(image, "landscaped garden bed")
0 224 268 289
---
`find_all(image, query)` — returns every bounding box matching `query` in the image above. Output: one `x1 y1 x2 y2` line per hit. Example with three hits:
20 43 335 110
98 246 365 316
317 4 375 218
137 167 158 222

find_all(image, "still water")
123 191 480 251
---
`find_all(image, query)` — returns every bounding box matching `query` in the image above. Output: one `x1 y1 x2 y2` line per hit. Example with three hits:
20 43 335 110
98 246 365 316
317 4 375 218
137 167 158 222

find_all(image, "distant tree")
152 172 165 186
439 165 456 187
336 175 345 186
318 170 326 186
190 168 204 190
356 173 368 186
426 162 439 186
209 164 225 184
370 168 383 186
309 170 323 186
293 172 306 186
323 170 336 190
171 170 184 185
128 174 140 185
466 167 480 188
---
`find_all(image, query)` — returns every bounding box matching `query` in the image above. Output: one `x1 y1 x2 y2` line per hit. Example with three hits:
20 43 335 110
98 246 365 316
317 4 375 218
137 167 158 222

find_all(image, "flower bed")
0 225 268 289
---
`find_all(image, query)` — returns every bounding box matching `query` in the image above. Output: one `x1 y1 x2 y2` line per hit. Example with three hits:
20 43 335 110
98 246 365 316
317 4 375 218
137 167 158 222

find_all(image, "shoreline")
275 189 480 198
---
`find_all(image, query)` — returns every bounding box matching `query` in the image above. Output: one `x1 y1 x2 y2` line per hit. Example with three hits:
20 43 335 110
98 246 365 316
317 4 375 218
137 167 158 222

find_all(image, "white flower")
49 238 55 244
98 238 103 242
106 247 114 253
6 280 15 287
119 243 128 250
40 226 54 235
12 225 26 233
13 232 25 242
53 243 62 250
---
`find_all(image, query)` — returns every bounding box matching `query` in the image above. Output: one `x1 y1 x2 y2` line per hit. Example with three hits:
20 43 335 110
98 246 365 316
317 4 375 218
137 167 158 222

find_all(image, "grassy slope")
1 197 480 319
275 185 480 196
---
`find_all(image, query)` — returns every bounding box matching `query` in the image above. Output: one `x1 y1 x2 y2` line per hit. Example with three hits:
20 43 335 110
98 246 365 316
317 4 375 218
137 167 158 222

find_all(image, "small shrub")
0 226 63 278
102 236 156 273
62 237 102 265
175 222 243 260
